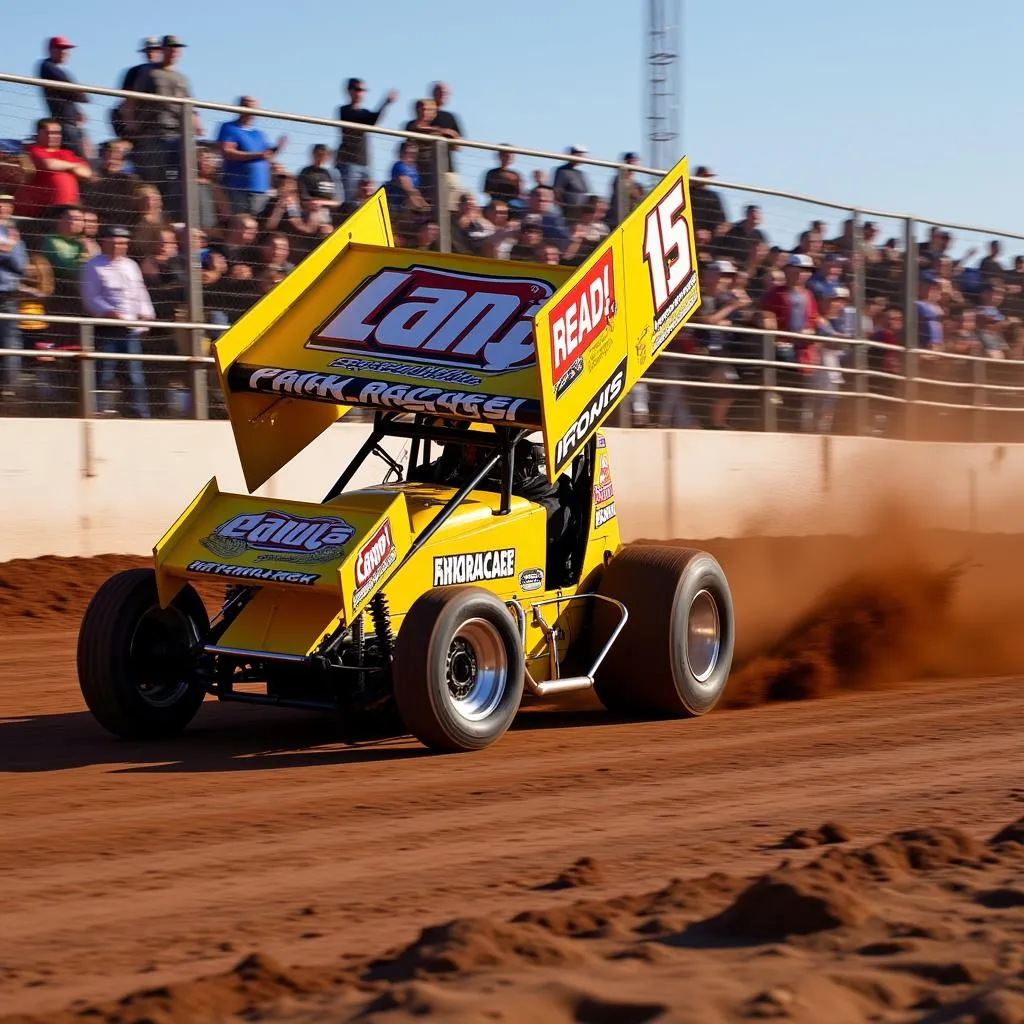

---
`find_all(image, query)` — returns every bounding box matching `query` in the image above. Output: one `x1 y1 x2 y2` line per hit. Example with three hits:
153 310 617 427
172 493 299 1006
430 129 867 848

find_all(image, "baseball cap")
568 144 587 155
346 77 366 91
161 35 187 49
0 192 14 203
694 165 715 178
787 253 815 268
140 37 161 52
48 36 75 50
709 260 737 274
521 214 543 230
98 224 131 239
831 286 851 300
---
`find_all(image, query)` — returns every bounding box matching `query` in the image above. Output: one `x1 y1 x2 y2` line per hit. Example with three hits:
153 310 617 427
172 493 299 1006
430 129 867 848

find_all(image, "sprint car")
76 155 735 752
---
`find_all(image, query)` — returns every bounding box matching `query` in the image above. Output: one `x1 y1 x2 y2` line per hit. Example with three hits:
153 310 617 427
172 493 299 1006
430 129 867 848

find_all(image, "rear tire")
77 568 209 739
588 545 734 717
393 586 525 752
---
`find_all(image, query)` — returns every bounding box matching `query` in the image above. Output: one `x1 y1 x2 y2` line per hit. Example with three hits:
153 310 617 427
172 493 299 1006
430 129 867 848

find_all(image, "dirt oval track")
2 530 1024 1022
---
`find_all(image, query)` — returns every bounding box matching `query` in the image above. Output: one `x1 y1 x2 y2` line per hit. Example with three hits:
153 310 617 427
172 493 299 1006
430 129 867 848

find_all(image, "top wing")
213 188 570 492
531 154 702 481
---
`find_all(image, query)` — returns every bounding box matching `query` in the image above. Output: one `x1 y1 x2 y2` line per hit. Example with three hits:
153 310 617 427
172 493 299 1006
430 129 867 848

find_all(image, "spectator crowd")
1 34 1023 438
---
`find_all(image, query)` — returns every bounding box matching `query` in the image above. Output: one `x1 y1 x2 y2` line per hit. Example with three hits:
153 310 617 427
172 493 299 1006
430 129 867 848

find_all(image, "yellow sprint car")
76 155 735 753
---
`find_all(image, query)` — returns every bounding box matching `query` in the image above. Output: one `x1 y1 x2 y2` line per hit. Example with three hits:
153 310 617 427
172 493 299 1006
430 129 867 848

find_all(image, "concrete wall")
1 418 1020 561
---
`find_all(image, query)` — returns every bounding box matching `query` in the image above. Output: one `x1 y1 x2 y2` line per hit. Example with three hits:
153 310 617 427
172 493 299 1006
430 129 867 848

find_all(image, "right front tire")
392 586 525 753
588 545 734 718
77 568 209 739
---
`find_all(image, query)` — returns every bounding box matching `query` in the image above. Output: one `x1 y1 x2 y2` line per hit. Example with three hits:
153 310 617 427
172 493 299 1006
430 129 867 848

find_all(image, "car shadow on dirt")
0 701 626 774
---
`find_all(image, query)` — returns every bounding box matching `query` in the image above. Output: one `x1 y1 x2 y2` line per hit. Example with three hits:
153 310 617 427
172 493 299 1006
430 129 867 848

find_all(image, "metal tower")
645 0 682 171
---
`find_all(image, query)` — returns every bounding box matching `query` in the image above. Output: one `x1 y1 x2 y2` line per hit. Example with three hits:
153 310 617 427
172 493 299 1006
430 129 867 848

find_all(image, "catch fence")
2 71 1024 441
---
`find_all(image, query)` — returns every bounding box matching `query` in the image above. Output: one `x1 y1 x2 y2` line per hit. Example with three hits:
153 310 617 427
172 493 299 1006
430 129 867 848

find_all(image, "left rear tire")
77 568 209 739
392 586 525 752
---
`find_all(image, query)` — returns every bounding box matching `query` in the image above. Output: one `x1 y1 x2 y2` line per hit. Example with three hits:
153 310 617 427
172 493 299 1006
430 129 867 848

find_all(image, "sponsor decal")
187 560 319 586
593 452 614 505
553 358 627 473
595 502 617 529
229 364 541 427
596 434 608 449
352 518 397 606
327 355 481 387
518 567 544 592
199 510 355 564
642 179 699 352
433 548 516 587
307 265 555 374
549 249 616 399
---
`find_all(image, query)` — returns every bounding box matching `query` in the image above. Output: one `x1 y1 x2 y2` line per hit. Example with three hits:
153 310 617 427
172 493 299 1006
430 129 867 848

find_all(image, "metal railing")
3 70 1024 440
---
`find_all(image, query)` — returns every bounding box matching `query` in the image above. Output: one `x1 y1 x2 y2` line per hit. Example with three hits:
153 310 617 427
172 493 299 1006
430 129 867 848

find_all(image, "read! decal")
548 249 616 399
308 266 554 374
199 511 355 565
352 518 397 606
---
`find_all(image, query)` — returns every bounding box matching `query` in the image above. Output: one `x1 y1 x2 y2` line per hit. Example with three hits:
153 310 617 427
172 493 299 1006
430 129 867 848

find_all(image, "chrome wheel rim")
445 618 508 721
686 589 721 684
128 605 197 708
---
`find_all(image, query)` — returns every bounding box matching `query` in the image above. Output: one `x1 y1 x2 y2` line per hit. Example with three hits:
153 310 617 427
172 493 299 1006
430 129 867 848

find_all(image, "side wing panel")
532 155 701 481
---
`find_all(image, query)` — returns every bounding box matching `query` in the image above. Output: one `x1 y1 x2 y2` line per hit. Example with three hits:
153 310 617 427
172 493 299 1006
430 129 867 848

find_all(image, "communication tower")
646 0 682 170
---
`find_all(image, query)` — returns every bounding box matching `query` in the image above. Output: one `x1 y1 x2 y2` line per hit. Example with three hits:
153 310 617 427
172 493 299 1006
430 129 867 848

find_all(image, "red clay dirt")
2 528 1024 1022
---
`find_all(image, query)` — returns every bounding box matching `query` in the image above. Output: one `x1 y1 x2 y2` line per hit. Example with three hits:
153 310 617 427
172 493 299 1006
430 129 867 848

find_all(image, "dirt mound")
0 554 148 628
536 856 605 891
778 822 853 849
368 917 590 982
989 816 1024 847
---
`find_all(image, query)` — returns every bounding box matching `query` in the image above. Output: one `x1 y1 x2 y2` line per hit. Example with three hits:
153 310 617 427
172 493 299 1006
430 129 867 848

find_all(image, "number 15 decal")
642 180 695 315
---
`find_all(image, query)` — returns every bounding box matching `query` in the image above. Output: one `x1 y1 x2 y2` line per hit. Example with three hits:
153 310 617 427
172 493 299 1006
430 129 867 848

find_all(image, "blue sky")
2 0 1023 243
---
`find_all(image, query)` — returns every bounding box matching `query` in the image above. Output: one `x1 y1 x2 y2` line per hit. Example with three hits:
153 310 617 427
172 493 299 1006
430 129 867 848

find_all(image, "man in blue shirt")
37 36 89 157
0 193 28 399
217 96 288 216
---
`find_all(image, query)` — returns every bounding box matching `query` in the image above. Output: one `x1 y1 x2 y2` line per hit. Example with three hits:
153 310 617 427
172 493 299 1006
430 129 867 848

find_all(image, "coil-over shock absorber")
369 592 395 657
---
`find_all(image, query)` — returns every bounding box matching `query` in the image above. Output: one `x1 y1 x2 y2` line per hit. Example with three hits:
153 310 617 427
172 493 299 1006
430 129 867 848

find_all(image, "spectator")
538 242 561 265
209 213 258 271
42 206 89 285
402 99 444 208
606 151 646 229
385 141 430 218
80 225 155 417
194 147 230 233
979 239 1004 282
428 81 464 186
298 144 340 217
480 201 518 260
449 193 493 256
413 221 440 252
526 185 570 249
552 146 591 223
760 253 820 360
0 192 28 399
721 205 767 266
916 273 945 352
130 35 197 220
689 165 729 241
808 287 852 433
562 194 610 266
36 37 90 158
483 148 523 209
112 38 163 140
258 232 295 276
80 140 139 225
81 209 101 259
14 119 92 219
335 77 398 204
508 216 544 261
217 96 286 216
340 174 375 217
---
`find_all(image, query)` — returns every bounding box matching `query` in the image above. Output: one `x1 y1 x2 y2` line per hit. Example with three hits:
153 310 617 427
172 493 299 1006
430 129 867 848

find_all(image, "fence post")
181 102 208 420
78 321 95 418
762 329 778 432
902 216 918 439
436 138 451 254
972 356 986 442
851 209 868 436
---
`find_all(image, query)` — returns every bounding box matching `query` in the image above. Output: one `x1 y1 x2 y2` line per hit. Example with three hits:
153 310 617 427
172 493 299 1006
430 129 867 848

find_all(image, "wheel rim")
445 617 508 721
685 589 721 684
128 604 198 708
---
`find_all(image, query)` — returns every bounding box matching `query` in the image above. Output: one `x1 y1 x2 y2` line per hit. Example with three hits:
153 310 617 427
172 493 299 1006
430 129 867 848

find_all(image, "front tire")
588 545 734 717
392 586 525 752
77 568 209 739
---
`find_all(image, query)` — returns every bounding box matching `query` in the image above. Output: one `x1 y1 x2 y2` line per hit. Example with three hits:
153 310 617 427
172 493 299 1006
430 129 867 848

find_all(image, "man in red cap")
37 37 90 158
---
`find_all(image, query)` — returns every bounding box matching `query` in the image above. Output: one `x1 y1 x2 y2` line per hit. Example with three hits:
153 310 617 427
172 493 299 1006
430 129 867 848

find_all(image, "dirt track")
2 536 1024 1022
